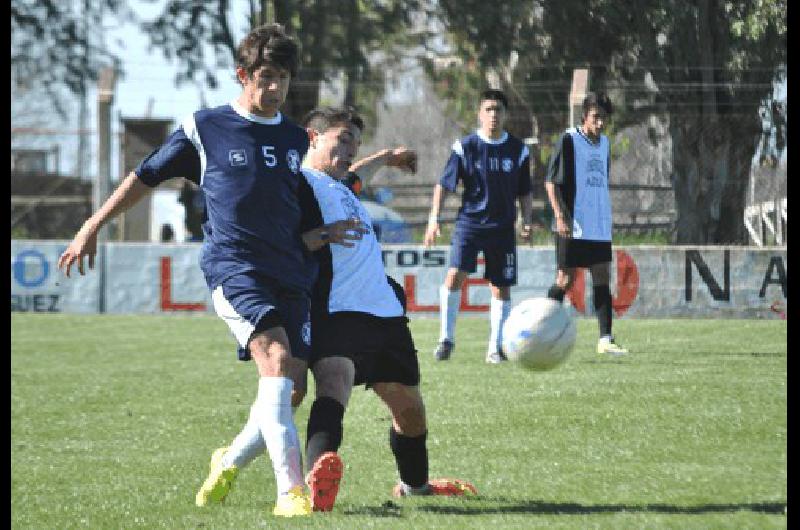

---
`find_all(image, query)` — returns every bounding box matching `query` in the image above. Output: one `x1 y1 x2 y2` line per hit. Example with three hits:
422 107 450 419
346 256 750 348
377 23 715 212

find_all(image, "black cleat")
434 340 454 361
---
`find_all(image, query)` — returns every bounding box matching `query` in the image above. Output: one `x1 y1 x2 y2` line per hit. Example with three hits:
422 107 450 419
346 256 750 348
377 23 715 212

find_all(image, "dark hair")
236 23 300 81
302 106 365 133
480 89 508 110
582 92 613 117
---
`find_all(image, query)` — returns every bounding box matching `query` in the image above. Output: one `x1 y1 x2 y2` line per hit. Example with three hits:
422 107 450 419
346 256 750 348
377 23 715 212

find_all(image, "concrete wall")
11 241 787 319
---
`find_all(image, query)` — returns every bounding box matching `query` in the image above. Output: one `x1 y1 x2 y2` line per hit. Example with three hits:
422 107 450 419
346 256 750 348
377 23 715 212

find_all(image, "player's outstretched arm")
348 147 417 182
423 184 446 248
301 218 369 252
58 171 153 277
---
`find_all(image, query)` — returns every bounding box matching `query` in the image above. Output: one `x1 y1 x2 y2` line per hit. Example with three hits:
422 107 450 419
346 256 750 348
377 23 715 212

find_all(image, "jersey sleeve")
134 126 201 187
545 133 572 185
298 175 324 234
517 145 532 196
438 140 466 192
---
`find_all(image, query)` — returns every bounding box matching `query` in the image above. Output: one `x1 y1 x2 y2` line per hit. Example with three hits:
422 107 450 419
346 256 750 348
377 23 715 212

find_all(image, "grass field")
11 314 786 529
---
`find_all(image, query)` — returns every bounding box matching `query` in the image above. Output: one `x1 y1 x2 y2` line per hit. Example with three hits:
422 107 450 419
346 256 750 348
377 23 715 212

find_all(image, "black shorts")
555 235 612 268
310 311 420 388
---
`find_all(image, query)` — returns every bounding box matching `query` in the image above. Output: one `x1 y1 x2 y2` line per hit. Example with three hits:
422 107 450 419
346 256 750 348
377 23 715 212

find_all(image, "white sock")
599 335 613 343
252 376 304 496
221 405 266 469
439 285 461 343
488 298 511 353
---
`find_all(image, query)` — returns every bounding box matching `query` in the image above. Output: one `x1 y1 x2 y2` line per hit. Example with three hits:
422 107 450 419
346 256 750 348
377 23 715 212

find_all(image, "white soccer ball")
502 297 577 371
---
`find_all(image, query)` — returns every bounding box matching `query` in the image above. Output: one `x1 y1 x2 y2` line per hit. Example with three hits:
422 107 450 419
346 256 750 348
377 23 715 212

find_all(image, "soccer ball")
502 297 577 371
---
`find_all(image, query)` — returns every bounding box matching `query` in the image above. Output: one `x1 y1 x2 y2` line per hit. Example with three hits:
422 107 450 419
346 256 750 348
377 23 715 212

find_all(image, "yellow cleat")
195 447 238 507
597 339 629 356
273 485 313 517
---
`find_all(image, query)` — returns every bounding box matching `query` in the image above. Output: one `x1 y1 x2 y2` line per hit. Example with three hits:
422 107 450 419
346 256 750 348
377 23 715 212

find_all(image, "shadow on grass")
416 497 786 516
342 500 403 517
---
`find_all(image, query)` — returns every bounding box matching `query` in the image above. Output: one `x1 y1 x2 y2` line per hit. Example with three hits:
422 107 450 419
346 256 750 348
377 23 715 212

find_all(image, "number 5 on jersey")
262 145 277 167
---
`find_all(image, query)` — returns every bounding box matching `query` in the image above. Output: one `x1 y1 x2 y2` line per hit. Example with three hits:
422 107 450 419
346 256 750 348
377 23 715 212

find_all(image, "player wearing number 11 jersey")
424 89 535 364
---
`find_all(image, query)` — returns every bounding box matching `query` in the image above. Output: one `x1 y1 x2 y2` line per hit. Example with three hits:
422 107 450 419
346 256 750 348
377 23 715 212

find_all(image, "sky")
108 1 250 126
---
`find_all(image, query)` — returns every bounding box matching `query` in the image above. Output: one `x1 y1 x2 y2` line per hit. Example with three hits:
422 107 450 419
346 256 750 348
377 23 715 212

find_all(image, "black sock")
306 397 345 468
547 285 566 303
593 284 612 337
389 427 428 489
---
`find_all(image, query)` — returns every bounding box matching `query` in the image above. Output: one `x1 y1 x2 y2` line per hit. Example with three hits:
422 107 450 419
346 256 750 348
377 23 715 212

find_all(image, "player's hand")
57 223 99 278
555 215 571 238
325 218 368 248
520 223 534 241
423 220 440 248
386 148 417 174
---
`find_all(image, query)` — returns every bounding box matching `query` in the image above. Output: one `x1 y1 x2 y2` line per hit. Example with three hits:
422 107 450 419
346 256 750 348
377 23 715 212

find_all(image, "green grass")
408 222 672 246
11 314 786 529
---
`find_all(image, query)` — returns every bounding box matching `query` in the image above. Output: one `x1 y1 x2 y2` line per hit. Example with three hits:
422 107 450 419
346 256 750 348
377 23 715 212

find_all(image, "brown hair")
235 23 300 81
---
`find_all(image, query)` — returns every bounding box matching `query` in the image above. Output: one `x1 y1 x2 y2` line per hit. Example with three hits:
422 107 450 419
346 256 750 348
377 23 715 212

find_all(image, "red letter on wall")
404 274 440 312
564 250 639 316
160 257 207 311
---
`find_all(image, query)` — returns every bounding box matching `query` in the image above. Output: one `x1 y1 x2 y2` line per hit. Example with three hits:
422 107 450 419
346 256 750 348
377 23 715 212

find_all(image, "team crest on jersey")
229 149 247 167
502 158 514 172
286 149 301 174
301 319 311 346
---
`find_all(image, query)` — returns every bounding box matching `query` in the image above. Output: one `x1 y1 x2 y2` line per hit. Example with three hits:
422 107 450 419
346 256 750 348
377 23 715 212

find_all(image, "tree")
11 0 131 116
425 0 786 243
142 0 420 127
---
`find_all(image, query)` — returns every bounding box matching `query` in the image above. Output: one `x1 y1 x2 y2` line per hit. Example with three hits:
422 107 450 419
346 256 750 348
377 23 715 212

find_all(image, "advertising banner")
11 241 787 319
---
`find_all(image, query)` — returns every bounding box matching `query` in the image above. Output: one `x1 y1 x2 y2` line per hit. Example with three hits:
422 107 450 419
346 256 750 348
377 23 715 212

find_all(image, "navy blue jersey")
440 131 531 230
135 102 317 292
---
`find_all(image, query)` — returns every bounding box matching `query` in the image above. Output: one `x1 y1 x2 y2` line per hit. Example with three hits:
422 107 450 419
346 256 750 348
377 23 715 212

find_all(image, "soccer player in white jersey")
424 89 535 363
544 91 628 355
57 24 361 518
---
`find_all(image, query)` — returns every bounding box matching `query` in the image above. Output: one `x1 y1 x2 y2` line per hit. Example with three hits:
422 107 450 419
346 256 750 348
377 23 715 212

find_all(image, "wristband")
319 230 330 242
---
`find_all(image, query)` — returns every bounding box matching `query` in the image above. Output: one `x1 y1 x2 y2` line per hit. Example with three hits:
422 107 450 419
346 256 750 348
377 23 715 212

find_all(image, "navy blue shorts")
211 271 311 362
449 225 518 287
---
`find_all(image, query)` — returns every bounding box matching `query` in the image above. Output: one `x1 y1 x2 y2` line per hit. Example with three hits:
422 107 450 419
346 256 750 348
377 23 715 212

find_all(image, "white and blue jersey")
545 127 612 242
135 101 316 293
300 167 404 318
440 130 531 231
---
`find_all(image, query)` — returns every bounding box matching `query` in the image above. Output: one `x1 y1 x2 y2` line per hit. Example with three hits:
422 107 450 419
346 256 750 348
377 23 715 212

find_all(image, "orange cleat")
306 452 344 512
393 477 477 497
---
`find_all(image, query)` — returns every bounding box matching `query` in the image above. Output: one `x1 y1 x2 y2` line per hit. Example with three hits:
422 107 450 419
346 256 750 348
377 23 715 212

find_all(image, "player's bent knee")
312 357 355 405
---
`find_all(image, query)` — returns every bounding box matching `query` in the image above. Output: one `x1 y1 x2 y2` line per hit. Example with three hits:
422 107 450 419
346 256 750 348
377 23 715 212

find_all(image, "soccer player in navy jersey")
197 107 477 511
544 92 628 355
57 24 361 518
424 89 535 364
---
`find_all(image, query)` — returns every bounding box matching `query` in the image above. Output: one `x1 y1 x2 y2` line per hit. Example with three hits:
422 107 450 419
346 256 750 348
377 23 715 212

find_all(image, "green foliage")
11 314 786 528
427 1 786 243
11 0 132 115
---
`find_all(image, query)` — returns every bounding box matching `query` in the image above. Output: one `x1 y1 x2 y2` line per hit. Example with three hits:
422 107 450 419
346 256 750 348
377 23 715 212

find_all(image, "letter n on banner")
160 257 206 311
565 250 639 316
